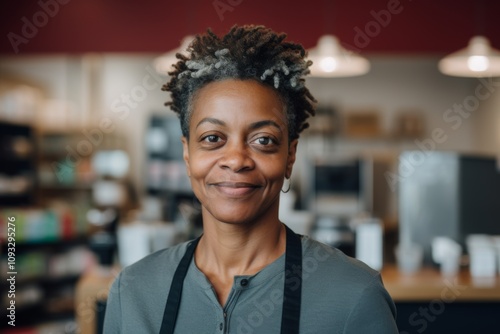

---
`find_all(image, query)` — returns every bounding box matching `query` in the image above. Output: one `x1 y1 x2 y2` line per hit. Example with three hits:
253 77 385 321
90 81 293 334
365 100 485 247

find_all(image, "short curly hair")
162 24 316 141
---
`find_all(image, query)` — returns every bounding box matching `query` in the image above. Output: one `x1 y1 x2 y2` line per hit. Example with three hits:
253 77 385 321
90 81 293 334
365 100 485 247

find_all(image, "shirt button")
219 322 223 330
240 279 249 287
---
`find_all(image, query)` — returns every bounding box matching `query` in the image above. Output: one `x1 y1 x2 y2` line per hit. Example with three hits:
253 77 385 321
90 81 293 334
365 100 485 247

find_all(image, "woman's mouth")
210 182 262 197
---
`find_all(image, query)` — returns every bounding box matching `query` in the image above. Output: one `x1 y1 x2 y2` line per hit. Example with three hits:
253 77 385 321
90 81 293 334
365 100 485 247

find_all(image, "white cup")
467 234 496 278
395 243 423 274
432 237 462 276
493 236 500 275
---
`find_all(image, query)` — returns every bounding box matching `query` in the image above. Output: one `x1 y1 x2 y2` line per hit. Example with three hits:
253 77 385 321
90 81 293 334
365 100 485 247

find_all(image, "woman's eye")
255 137 274 145
203 135 220 143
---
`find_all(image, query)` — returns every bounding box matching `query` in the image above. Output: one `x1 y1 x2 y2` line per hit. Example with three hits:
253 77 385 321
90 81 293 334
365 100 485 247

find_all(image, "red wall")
1 0 499 55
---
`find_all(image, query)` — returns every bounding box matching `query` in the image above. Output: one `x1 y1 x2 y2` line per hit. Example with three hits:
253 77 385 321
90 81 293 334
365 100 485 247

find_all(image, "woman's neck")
195 216 286 278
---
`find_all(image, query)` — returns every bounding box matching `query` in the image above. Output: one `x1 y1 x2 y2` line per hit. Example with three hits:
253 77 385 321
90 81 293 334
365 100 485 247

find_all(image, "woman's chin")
206 212 254 225
202 206 265 226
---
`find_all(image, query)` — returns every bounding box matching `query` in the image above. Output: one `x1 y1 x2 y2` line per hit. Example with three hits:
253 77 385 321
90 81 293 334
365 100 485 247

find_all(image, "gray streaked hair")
162 25 316 141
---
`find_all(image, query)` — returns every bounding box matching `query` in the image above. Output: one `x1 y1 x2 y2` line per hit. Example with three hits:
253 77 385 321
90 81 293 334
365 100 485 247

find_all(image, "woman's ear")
181 136 191 177
285 139 298 179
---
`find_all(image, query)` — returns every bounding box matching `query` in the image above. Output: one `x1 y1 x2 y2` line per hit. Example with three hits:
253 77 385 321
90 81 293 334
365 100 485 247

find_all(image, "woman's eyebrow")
196 117 226 129
249 120 283 133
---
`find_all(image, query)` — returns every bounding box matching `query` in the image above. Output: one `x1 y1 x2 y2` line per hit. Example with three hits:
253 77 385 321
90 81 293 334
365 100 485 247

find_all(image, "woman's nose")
218 142 255 172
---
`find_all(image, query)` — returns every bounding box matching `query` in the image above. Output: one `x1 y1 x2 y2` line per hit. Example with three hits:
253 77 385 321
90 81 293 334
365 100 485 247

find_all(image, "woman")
104 25 398 333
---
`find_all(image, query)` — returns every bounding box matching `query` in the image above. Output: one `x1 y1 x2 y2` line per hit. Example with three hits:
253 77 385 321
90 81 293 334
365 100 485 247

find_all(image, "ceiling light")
154 35 195 76
438 36 500 77
307 35 370 77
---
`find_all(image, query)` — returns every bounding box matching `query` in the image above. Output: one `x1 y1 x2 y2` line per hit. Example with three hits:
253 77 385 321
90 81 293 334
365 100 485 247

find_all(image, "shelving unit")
0 236 92 331
0 121 97 331
0 121 37 207
145 115 194 221
36 129 96 208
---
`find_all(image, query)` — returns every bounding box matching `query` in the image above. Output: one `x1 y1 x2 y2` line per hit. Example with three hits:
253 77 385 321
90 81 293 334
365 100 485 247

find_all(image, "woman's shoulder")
120 239 192 278
299 235 397 332
301 235 381 285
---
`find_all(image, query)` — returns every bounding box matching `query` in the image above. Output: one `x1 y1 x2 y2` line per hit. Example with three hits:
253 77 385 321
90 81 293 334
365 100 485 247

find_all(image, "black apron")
159 225 302 334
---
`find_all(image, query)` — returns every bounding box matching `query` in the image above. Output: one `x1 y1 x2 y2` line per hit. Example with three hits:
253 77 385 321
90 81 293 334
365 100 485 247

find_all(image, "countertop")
381 265 500 302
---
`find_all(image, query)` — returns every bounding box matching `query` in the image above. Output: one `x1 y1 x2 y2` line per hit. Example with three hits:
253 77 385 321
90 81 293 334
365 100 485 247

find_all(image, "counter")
382 266 500 333
381 265 500 302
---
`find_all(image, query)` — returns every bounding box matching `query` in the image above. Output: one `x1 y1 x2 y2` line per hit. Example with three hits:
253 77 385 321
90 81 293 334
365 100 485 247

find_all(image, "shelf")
1 273 81 287
1 235 87 248
0 119 33 127
39 183 92 190
0 193 33 206
0 303 75 329
0 156 34 164
0 190 32 195
0 122 36 207
147 187 194 196
0 120 33 132
332 134 423 142
38 127 85 135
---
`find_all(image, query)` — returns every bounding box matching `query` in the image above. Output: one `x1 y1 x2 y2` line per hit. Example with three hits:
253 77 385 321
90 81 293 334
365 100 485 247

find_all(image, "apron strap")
159 225 302 334
159 237 201 334
281 225 302 334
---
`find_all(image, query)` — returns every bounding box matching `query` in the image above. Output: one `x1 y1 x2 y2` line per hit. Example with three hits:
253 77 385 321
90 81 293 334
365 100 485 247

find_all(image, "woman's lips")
210 182 261 197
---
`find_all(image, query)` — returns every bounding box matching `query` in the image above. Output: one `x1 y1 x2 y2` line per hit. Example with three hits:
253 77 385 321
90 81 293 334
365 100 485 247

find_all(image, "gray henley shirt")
103 234 398 333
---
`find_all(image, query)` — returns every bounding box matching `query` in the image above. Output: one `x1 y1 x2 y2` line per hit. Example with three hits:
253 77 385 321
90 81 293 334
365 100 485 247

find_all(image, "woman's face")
182 79 297 226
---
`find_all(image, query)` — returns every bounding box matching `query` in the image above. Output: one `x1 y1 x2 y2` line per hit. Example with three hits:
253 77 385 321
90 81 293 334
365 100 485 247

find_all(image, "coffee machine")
304 155 391 257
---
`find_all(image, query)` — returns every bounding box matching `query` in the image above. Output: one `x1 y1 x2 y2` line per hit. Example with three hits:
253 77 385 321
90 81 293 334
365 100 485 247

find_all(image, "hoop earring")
281 178 291 193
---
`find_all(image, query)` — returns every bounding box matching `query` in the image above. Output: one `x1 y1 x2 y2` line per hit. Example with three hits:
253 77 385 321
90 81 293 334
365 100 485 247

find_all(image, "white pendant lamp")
307 35 370 77
154 35 195 75
438 36 500 77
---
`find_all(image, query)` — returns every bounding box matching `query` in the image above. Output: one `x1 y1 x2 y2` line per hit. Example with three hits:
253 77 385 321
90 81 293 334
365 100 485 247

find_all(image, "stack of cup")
395 243 423 274
466 234 497 278
494 236 500 275
432 237 462 276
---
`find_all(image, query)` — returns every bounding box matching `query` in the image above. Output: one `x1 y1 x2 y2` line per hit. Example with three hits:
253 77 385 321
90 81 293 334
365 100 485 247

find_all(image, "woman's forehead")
190 79 287 125
194 79 281 101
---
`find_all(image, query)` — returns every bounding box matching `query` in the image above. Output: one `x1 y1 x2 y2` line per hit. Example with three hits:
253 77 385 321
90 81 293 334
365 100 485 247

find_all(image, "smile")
210 182 262 197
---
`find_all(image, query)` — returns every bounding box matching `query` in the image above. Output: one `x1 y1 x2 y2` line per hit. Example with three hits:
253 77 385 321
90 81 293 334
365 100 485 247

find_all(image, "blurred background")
1 0 500 333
